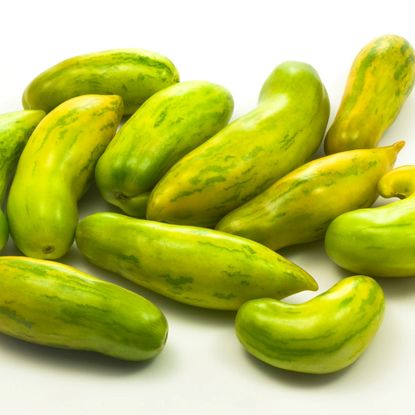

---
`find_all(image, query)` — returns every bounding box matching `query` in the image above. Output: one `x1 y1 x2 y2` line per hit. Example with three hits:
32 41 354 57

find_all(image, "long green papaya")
75 212 318 310
7 95 123 259
96 81 234 217
217 142 403 250
235 276 385 374
325 166 415 277
0 256 167 361
147 61 330 227
325 35 415 154
23 49 179 115
0 110 45 250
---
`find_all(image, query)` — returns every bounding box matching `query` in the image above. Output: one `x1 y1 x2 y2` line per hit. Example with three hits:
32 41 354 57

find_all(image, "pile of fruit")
0 34 414 375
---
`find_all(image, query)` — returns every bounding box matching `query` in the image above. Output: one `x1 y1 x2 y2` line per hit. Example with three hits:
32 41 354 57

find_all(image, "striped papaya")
75 212 318 310
0 110 45 250
235 276 385 374
0 256 167 361
23 49 179 115
147 61 330 227
217 142 403 250
325 35 415 154
7 95 123 259
325 166 415 277
96 81 234 217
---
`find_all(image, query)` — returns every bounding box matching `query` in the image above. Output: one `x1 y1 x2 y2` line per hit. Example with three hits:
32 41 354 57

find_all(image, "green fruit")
236 276 385 374
75 212 318 310
217 142 403 250
0 256 167 361
325 35 415 154
96 81 233 216
325 165 415 277
147 61 330 227
7 95 123 259
23 49 179 115
0 110 45 250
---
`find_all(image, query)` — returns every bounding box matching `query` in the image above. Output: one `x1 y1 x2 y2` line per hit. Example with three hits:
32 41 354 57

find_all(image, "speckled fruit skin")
7 95 123 259
0 110 45 250
0 256 168 361
326 165 415 277
75 212 318 310
96 81 234 217
235 276 385 374
147 61 330 227
217 142 403 250
325 35 415 154
22 49 179 115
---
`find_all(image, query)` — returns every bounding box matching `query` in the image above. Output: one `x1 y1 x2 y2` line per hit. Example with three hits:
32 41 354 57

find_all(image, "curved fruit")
325 35 415 154
147 61 330 227
7 95 123 259
217 142 403 250
326 165 415 277
0 256 167 361
0 110 45 250
96 81 234 216
236 276 385 374
23 49 179 115
75 212 318 310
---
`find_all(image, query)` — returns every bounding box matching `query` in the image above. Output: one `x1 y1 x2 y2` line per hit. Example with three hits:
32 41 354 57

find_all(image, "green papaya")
96 81 234 217
7 95 123 259
236 276 385 374
325 165 415 277
0 256 167 361
217 142 403 250
147 61 330 227
0 110 45 250
75 212 318 310
325 35 415 154
23 49 179 115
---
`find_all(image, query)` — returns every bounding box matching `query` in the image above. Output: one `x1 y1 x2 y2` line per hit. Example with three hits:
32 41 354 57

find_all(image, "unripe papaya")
23 49 179 115
147 61 329 227
0 110 45 250
325 35 415 154
76 212 318 310
7 95 123 259
96 81 233 217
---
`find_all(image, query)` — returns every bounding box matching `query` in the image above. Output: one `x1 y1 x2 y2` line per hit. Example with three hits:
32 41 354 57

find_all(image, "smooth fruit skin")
22 49 179 115
75 212 318 310
0 256 167 361
147 61 330 227
117 192 151 218
96 81 234 216
235 276 385 374
326 166 415 277
217 142 403 250
7 95 123 259
325 35 415 154
0 110 45 250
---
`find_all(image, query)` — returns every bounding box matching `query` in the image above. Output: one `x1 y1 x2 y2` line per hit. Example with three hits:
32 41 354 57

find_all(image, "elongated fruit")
75 212 318 310
23 49 179 115
7 95 123 259
0 110 45 250
325 35 415 154
0 256 167 361
217 142 403 250
147 61 330 227
326 166 415 277
96 81 234 216
236 276 385 374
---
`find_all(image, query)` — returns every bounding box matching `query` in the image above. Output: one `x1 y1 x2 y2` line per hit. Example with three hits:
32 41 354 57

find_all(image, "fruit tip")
392 140 405 152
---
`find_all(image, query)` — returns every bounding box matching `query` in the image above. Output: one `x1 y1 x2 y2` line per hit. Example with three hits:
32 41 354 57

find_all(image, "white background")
1 1 415 414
